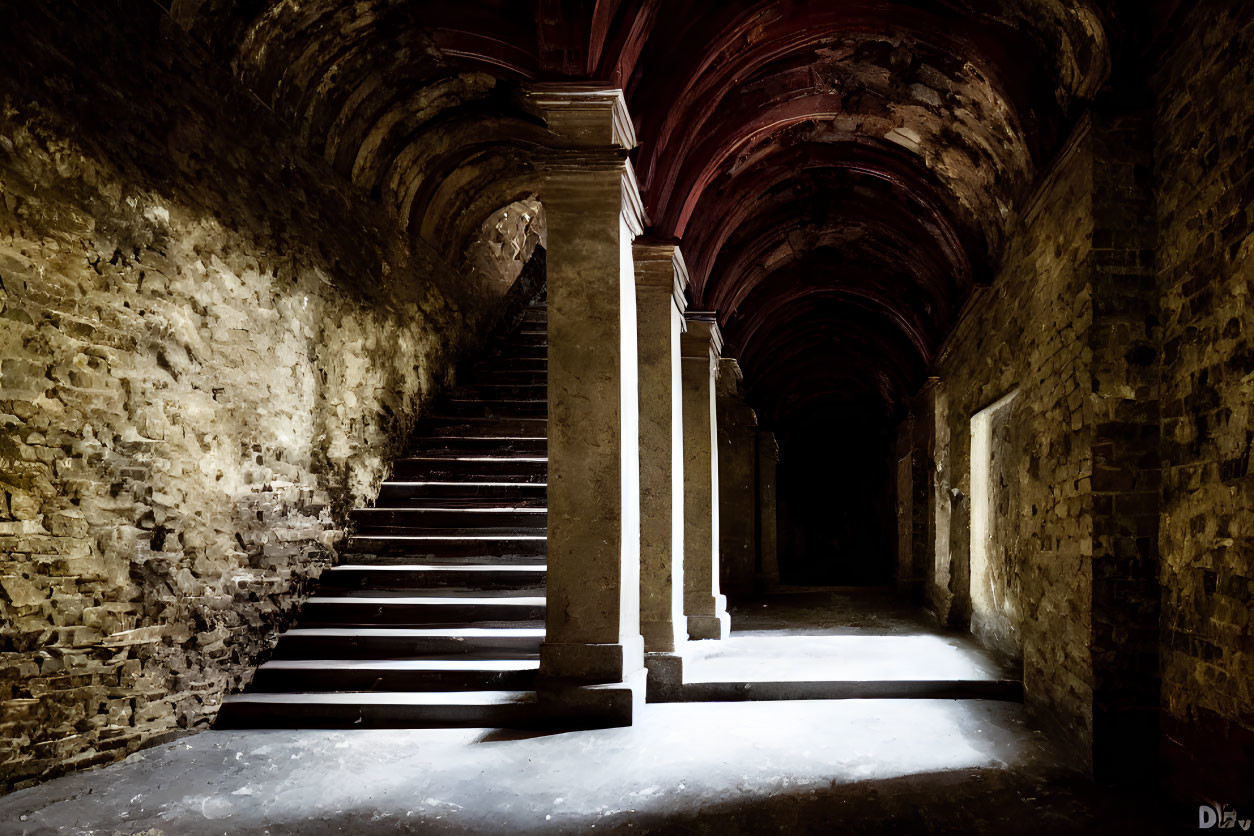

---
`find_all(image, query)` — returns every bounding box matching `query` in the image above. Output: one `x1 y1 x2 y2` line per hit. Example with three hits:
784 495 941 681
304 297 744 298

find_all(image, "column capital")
633 239 689 315
538 157 645 239
525 83 645 235
523 82 637 150
682 311 722 358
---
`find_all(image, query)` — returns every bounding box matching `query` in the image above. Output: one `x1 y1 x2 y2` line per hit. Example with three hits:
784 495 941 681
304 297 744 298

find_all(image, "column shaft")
756 431 780 588
716 358 758 596
681 314 730 640
634 243 688 655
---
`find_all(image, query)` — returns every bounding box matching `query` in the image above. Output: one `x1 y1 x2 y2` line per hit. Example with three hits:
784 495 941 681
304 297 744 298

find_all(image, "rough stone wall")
1152 2 1254 802
0 2 482 791
926 125 1097 747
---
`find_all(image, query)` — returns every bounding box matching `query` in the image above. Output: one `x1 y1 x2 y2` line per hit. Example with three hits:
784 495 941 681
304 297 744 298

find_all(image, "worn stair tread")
395 455 548 462
326 562 547 572
222 690 537 706
257 659 539 672
413 435 546 442
426 415 548 422
352 509 548 530
376 483 544 491
381 480 547 487
315 586 546 598
307 595 546 606
349 534 546 542
356 506 547 513
325 563 547 574
338 561 547 569
447 399 546 405
279 627 547 638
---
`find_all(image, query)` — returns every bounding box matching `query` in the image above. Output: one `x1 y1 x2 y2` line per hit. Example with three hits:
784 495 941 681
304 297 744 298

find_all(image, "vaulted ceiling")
168 0 1113 426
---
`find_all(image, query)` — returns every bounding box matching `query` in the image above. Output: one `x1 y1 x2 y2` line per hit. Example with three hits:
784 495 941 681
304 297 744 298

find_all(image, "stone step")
408 435 547 455
375 481 547 505
340 553 547 567
458 363 541 381
320 563 547 591
449 384 547 401
344 534 547 559
271 627 546 660
489 344 546 359
298 593 546 626
311 585 547 598
351 506 547 529
247 658 540 693
444 398 548 418
468 357 547 373
658 679 1026 703
421 416 548 437
390 455 546 481
215 690 540 729
499 332 547 347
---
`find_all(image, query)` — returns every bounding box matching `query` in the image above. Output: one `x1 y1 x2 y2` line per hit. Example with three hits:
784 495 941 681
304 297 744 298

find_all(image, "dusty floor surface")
0 590 1182 834
693 588 1018 683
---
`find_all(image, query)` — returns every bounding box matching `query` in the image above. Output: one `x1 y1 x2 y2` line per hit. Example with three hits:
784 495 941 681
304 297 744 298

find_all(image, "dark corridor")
776 414 896 586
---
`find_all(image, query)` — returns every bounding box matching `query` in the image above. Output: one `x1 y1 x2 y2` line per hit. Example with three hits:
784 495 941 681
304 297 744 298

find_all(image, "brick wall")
1152 2 1254 803
926 121 1097 748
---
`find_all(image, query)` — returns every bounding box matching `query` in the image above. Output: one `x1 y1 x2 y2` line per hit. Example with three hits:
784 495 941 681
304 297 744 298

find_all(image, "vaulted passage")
2 1 1253 830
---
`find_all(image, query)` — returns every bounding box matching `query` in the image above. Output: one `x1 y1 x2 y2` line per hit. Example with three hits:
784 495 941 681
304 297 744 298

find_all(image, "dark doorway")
776 412 896 585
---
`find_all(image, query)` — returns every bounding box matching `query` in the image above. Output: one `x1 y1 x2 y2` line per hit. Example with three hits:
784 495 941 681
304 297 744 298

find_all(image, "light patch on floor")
2 700 1027 835
681 634 1002 683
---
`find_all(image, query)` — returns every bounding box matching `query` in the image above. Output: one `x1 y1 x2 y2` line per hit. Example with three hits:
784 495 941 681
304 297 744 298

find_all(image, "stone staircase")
217 304 549 728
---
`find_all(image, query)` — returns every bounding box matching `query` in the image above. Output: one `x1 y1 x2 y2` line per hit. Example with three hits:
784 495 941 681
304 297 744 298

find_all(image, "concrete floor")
0 590 1176 834
689 588 1017 684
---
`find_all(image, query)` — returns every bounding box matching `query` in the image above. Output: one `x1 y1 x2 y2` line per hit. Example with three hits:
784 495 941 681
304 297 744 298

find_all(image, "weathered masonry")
0 0 1250 813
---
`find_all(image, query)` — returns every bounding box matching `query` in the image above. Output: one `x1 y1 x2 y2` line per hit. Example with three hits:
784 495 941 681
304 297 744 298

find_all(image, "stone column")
680 313 730 640
756 431 780 589
716 358 758 597
634 241 689 696
524 83 646 723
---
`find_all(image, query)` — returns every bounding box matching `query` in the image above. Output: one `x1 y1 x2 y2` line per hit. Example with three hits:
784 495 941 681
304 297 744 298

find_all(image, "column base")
643 651 684 701
539 636 645 681
686 595 730 640
537 668 647 728
641 619 686 654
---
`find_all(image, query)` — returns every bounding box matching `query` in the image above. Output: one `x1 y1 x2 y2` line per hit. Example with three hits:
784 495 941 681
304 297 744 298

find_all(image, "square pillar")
524 83 647 723
716 358 758 597
634 241 689 697
680 313 730 640
634 241 688 652
756 431 780 589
